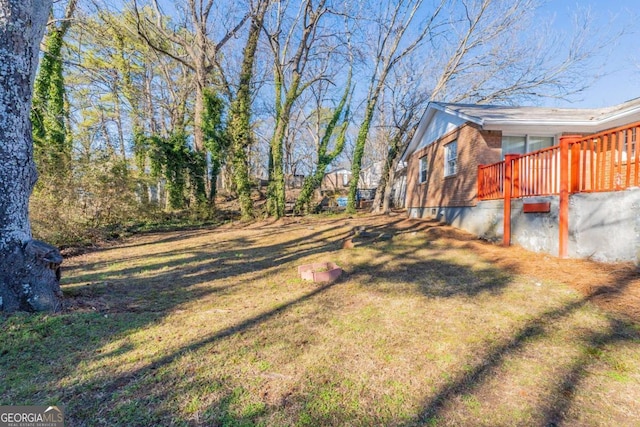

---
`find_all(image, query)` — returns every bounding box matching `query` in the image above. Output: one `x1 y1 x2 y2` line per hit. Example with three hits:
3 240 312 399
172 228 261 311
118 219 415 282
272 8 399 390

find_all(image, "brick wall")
321 171 350 193
406 123 502 208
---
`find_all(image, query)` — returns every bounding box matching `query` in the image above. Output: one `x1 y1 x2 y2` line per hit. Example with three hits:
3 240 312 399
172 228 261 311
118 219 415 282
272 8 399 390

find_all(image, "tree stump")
0 239 63 312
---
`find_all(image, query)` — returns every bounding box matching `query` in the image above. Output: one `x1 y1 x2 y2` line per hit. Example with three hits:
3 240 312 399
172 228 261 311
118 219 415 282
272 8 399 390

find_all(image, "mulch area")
365 214 640 323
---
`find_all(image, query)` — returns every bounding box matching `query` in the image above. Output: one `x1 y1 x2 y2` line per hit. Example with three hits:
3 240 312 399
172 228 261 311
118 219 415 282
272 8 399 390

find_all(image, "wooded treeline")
31 0 613 245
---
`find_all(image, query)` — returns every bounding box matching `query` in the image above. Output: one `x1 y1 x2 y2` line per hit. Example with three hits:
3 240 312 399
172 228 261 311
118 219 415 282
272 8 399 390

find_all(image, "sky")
540 0 639 108
97 0 637 110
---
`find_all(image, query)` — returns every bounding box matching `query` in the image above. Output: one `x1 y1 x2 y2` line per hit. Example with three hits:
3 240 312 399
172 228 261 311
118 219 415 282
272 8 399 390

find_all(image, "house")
402 99 640 263
321 162 384 195
285 173 305 189
359 161 383 191
321 168 352 195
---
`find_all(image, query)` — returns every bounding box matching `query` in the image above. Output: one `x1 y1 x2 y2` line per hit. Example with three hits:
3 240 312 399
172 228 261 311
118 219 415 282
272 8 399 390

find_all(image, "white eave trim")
482 103 640 129
485 119 594 127
431 102 484 126
401 102 481 162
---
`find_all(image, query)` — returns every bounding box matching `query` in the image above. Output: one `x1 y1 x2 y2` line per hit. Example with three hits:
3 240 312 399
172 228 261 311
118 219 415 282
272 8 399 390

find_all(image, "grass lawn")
1 213 639 426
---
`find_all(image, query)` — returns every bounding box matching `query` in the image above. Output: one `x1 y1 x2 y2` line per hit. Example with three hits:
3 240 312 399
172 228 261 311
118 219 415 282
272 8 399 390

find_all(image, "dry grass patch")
1 213 639 426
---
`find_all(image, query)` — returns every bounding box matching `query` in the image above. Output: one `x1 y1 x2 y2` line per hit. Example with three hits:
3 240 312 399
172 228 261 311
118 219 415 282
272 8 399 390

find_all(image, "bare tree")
369 0 620 214
426 0 616 104
346 0 446 212
263 0 341 218
0 0 63 312
371 61 429 213
132 0 249 153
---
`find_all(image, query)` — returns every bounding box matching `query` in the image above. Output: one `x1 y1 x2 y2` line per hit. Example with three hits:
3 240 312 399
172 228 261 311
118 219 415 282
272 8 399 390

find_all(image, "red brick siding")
406 124 502 208
321 171 350 193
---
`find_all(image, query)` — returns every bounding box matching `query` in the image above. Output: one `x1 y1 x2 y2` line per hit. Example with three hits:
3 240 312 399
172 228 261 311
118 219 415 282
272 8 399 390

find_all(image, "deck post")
477 164 484 200
559 135 583 258
503 154 519 246
512 157 520 198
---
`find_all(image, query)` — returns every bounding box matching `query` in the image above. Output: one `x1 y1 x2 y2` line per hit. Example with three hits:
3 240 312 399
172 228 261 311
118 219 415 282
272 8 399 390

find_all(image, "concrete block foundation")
408 188 640 264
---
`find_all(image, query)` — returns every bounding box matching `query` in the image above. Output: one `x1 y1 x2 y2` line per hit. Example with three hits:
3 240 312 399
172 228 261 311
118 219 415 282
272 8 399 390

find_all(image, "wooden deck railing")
512 145 561 197
477 121 640 257
568 122 640 192
478 121 640 201
477 161 504 200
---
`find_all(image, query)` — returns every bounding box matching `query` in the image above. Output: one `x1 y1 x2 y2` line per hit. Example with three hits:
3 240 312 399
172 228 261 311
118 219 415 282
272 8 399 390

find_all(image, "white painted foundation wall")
408 188 640 264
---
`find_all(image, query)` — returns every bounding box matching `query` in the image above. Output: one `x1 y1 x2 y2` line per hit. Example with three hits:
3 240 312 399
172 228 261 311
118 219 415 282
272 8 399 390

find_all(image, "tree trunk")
267 115 290 218
193 81 205 153
228 7 266 220
382 164 396 212
0 0 63 313
372 161 390 213
113 83 128 167
347 98 377 213
373 130 406 214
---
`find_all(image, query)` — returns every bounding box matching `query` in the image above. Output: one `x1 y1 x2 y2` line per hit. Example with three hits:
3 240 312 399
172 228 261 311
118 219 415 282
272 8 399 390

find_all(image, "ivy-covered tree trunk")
148 133 198 210
192 83 209 205
228 7 265 221
228 83 255 220
264 0 327 219
31 25 69 175
202 89 228 203
31 0 76 178
0 0 63 313
294 75 351 214
265 70 303 218
347 98 378 213
267 117 289 218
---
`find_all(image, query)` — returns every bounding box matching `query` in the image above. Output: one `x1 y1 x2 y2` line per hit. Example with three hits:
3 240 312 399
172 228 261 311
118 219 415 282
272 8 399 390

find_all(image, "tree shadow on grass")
540 317 639 427
2 216 638 426
60 279 342 425
1 219 417 410
45 217 501 424
398 296 640 427
59 215 438 308
326 219 640 426
59 217 439 314
0 220 354 420
349 255 514 298
62 216 334 274
52 218 523 425
60 222 355 311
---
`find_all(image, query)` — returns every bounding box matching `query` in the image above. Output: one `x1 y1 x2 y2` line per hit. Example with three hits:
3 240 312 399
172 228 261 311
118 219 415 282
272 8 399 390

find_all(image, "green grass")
2 214 639 426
